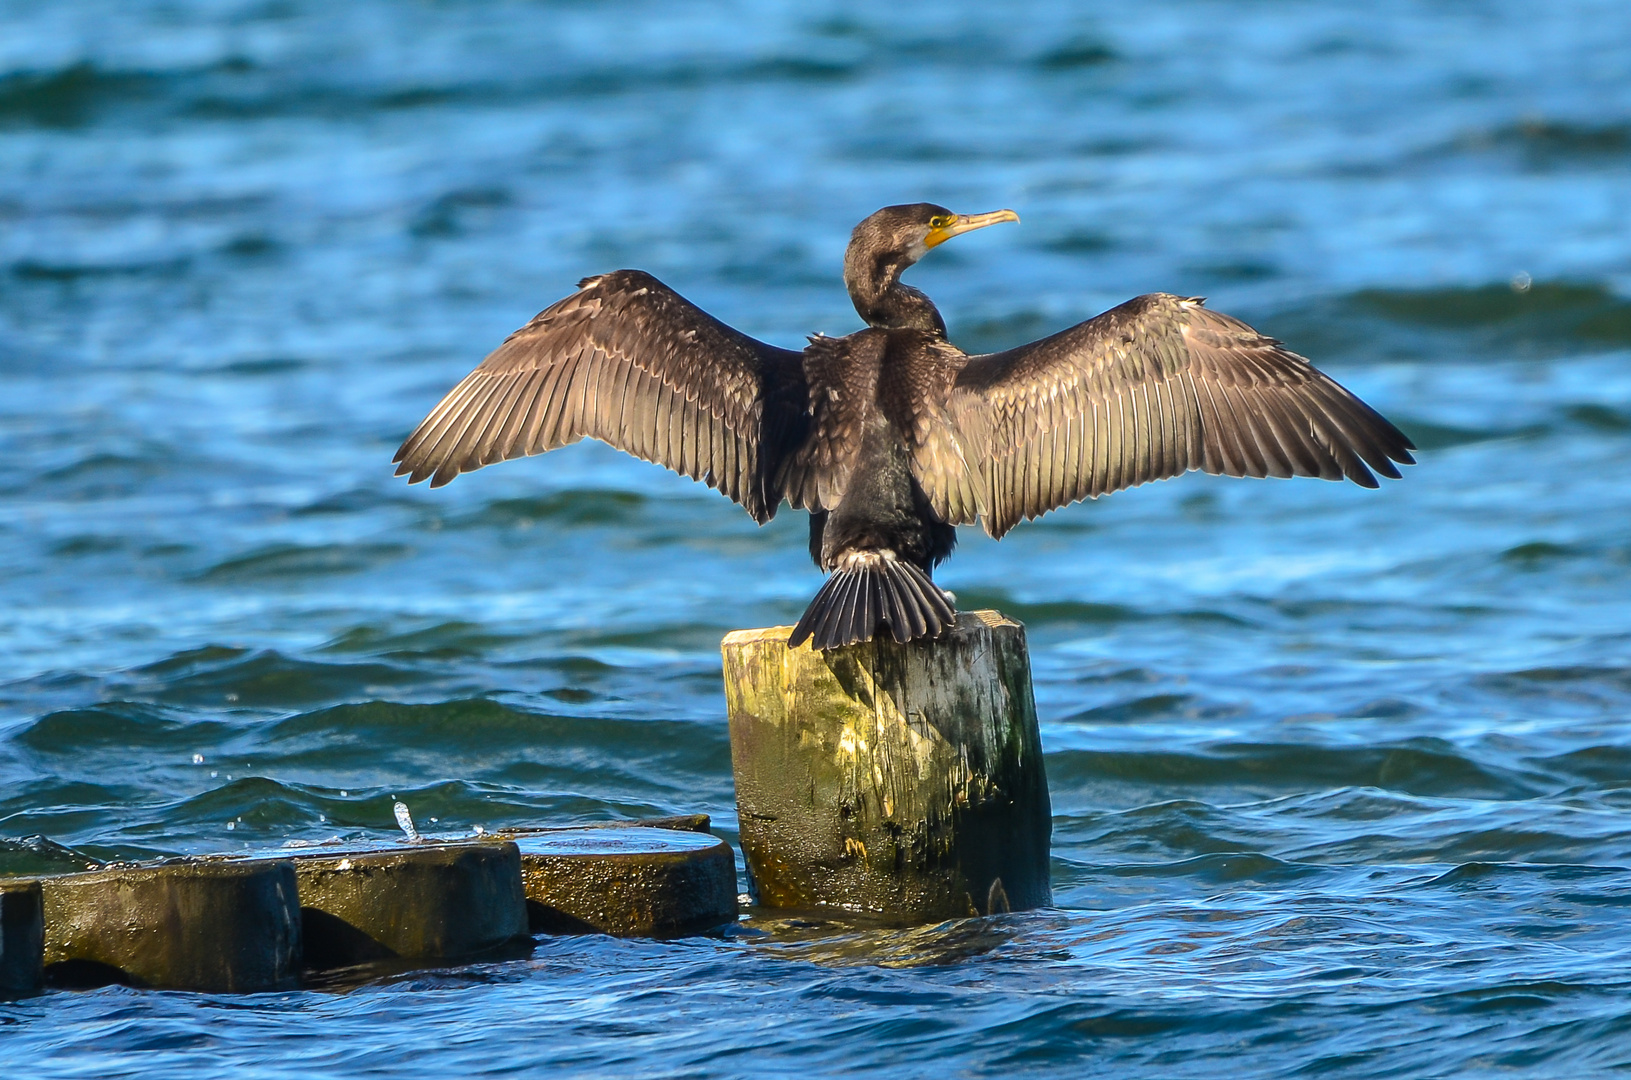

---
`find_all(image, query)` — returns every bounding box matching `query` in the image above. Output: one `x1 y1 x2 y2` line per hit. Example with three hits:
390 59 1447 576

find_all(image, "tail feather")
878 566 917 641
788 552 956 650
857 569 876 640
835 570 862 642
898 571 929 640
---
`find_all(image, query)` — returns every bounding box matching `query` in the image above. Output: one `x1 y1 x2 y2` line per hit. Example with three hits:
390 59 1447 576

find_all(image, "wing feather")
495 368 544 462
1155 376 1179 476
1231 381 1275 477
429 376 511 487
393 270 808 522
425 376 501 470
1192 373 1229 474
1062 413 1080 508
1109 390 1129 496
1136 381 1157 484
532 345 579 453
473 368 532 467
398 376 480 472
1089 394 1108 499
936 293 1414 538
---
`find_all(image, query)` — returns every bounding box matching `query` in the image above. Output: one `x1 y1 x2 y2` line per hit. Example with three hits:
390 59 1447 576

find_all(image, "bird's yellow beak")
924 208 1021 249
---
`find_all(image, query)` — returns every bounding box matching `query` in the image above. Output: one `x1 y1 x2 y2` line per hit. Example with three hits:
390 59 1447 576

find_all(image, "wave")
950 591 1141 627
196 542 413 582
0 61 169 129
1063 694 1244 725
264 698 729 780
0 834 102 876
1263 280 1631 366
15 700 217 753
319 620 531 662
9 255 193 280
1034 39 1120 70
2 689 734 862
1046 741 1541 801
1446 118 1631 168
454 491 652 530
1351 281 1631 340
124 646 433 709
0 52 872 133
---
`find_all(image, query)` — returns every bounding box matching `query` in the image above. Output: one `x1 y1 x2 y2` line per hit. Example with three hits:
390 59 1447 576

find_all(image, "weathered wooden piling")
39 858 301 992
723 610 1051 923
0 878 44 995
499 826 738 937
293 841 528 969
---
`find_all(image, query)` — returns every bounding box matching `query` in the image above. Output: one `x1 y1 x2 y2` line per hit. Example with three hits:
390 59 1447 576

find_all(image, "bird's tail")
787 551 957 651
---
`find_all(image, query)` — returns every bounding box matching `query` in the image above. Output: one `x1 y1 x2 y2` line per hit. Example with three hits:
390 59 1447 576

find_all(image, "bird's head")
843 203 1020 330
847 203 1020 270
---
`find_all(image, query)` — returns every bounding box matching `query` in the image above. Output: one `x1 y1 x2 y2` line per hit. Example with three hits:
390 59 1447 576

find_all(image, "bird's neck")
845 256 947 336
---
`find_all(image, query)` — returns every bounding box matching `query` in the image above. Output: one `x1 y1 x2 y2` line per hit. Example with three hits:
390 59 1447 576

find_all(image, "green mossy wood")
723 610 1052 922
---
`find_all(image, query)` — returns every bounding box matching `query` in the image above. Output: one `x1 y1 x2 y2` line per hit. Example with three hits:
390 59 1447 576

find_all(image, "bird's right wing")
940 293 1415 538
393 269 810 523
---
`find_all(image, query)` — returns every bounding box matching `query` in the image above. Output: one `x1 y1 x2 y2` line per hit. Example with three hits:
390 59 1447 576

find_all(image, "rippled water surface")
4 1 1631 1076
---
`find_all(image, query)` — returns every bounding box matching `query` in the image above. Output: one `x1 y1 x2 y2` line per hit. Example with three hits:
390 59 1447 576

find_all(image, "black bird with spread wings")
395 204 1414 650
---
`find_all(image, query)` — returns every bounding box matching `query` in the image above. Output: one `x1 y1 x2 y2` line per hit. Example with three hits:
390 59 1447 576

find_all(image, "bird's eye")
928 215 953 229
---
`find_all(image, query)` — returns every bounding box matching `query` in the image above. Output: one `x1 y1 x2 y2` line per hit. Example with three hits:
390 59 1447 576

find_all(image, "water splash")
393 799 422 843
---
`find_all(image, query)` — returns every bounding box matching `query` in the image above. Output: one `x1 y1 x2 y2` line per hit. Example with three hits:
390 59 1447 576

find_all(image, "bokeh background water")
3 0 1631 1075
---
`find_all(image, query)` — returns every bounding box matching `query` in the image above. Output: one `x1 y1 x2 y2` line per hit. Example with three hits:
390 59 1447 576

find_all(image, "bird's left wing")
393 270 809 523
927 293 1414 538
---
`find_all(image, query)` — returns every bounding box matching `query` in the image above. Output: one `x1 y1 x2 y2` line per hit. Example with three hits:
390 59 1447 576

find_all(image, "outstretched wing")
930 293 1415 538
393 269 809 523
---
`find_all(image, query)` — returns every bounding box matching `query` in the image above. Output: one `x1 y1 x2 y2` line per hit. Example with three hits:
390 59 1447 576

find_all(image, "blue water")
4 0 1631 1075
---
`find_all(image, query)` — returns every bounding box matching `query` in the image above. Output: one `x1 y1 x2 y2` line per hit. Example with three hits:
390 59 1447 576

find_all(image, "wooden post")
293 841 528 970
722 610 1051 923
39 858 302 992
498 826 738 937
0 879 43 995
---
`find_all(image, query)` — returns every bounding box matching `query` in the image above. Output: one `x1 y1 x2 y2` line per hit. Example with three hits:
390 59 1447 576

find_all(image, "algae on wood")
723 610 1051 923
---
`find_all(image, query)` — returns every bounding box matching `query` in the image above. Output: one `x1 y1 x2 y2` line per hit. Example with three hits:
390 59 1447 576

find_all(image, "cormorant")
394 203 1414 650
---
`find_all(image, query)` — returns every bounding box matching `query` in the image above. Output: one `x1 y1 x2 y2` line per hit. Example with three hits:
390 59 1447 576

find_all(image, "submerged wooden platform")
0 819 738 995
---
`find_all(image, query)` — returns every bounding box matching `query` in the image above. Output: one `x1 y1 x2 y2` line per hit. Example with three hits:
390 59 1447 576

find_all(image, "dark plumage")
395 203 1415 650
